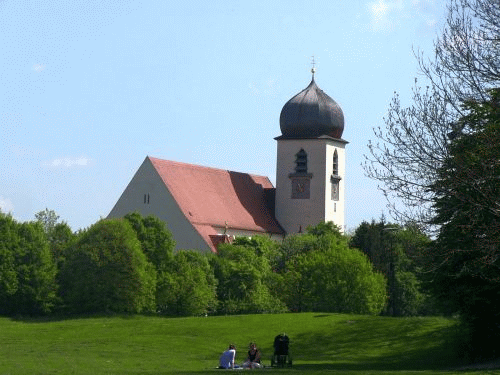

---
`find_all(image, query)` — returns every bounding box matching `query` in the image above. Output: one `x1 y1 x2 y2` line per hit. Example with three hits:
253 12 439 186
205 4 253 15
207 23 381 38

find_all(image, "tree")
231 235 281 271
123 212 178 314
431 89 500 279
59 219 156 314
0 215 18 309
230 235 285 302
364 0 500 228
0 213 58 315
282 232 387 314
350 220 387 274
123 212 175 271
212 243 286 314
35 208 60 235
157 250 217 316
306 221 343 238
426 89 500 359
48 222 76 268
350 219 432 316
420 0 500 106
276 222 347 273
35 209 76 267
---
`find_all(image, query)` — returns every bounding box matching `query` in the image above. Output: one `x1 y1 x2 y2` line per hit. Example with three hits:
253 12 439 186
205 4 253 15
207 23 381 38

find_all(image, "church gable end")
110 157 283 253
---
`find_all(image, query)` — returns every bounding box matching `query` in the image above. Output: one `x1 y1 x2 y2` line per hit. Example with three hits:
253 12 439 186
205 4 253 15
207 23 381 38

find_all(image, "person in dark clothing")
273 333 289 356
243 342 262 368
272 333 291 367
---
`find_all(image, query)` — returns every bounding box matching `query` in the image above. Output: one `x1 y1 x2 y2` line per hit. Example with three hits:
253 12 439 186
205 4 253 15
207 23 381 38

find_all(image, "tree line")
1 210 437 318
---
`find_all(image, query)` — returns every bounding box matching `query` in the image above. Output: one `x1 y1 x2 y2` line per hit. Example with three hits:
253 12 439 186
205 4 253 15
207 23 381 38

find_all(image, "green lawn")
0 313 493 374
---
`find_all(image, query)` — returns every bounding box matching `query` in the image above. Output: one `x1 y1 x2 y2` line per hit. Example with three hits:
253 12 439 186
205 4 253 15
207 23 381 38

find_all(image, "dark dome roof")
279 77 344 139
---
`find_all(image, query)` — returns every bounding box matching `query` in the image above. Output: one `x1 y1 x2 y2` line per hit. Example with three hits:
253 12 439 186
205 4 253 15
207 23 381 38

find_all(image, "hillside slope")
0 313 467 374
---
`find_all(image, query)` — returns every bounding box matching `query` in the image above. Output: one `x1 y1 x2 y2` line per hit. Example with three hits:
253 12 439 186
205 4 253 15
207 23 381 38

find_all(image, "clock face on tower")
291 178 310 199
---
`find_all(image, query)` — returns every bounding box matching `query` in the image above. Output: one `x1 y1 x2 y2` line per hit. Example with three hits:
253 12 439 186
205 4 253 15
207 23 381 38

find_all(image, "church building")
108 71 347 252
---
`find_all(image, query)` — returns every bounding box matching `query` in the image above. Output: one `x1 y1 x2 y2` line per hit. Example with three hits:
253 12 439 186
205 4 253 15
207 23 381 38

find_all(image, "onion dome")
279 76 344 139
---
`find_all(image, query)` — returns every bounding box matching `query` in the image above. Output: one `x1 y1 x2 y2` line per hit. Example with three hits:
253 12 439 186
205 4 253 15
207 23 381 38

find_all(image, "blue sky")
0 0 445 232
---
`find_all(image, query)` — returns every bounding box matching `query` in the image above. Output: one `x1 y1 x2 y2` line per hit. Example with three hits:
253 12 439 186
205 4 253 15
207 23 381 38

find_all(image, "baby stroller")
271 333 292 368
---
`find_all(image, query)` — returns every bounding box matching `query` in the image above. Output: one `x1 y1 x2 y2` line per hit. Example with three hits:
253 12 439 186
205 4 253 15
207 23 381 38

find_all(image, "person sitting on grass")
243 342 262 369
219 344 237 369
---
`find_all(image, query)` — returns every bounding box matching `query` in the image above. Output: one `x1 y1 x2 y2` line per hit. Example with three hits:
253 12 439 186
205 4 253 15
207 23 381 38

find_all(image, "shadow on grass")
8 312 143 323
291 316 464 371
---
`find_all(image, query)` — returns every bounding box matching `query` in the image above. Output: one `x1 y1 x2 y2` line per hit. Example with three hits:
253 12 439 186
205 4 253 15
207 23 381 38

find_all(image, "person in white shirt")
219 344 237 369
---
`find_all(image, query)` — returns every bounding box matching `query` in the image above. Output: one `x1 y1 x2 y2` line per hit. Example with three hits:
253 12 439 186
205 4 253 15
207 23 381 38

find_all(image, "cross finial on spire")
311 55 316 76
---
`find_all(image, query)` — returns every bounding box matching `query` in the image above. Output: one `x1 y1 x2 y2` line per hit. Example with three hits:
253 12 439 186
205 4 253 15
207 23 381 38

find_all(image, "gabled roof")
149 157 284 251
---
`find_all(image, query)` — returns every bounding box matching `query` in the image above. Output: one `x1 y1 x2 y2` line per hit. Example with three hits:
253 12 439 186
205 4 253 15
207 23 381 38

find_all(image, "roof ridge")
148 156 271 180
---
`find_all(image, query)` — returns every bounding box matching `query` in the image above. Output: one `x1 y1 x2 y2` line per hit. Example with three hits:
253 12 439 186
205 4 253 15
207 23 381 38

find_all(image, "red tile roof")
149 157 283 251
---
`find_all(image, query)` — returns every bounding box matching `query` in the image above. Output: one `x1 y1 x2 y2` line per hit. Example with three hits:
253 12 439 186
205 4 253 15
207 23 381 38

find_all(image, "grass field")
0 313 495 374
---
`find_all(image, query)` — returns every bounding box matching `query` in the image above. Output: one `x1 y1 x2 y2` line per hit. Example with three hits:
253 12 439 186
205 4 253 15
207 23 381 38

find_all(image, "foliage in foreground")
427 88 500 361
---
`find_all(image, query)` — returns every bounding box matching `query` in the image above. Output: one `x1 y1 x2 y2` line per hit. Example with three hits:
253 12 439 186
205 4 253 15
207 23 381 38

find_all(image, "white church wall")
108 158 213 253
275 138 346 234
324 140 346 231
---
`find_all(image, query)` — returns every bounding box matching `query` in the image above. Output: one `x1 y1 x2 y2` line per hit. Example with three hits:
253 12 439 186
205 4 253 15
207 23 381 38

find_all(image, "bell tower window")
289 148 313 199
332 150 338 176
295 148 308 174
331 150 341 201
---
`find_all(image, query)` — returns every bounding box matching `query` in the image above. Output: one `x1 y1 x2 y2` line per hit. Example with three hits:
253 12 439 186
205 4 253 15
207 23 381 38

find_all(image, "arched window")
290 149 311 199
332 150 338 176
295 149 308 174
331 150 340 201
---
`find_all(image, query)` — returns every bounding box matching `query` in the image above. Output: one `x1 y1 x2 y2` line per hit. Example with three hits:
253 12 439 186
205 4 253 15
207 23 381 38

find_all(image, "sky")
0 0 446 233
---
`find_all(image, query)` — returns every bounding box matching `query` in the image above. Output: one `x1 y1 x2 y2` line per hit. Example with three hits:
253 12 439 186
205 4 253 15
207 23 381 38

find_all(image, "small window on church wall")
331 180 339 201
144 194 150 204
333 150 338 176
295 149 308 174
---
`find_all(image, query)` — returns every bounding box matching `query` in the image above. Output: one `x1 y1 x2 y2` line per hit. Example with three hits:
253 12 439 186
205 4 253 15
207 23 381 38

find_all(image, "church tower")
275 70 347 234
